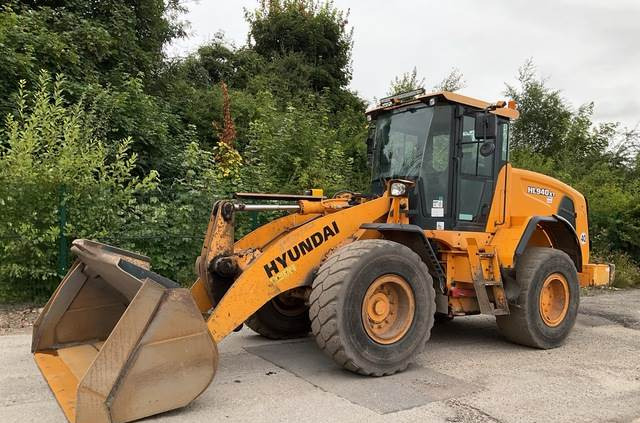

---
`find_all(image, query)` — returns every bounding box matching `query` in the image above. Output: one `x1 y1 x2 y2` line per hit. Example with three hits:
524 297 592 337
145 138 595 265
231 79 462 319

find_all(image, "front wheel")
309 240 435 376
496 247 579 349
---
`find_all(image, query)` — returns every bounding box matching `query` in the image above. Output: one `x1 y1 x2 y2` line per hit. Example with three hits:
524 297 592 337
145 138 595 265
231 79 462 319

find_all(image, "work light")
390 182 407 196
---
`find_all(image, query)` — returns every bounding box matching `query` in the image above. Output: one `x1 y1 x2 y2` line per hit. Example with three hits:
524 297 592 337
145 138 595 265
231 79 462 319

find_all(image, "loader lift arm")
191 195 393 342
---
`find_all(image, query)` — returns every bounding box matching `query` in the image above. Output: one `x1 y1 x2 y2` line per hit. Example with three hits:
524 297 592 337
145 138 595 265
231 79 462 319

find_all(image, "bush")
0 72 158 301
242 91 365 195
607 253 640 288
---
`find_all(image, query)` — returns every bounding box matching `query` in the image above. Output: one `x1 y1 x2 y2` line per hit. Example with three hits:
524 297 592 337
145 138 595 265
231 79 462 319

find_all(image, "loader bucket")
31 239 218 423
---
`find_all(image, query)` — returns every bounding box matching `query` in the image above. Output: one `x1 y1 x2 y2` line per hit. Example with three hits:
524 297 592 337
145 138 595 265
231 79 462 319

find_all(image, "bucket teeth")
32 239 218 423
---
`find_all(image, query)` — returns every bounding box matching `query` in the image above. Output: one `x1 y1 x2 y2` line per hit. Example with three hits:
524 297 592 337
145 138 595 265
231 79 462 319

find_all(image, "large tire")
496 247 579 349
309 239 435 376
246 293 310 340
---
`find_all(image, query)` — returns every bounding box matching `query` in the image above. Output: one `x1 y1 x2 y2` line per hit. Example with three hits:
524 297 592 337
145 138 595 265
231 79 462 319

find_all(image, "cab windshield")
372 105 451 182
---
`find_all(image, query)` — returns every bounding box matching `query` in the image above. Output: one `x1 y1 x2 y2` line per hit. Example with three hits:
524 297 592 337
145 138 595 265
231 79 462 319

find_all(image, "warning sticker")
431 208 444 217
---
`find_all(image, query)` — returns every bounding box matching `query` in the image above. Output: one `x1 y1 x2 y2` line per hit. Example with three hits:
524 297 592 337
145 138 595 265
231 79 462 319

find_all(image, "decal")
268 264 297 284
431 207 444 217
459 213 473 221
527 186 556 198
436 221 445 231
580 232 587 245
432 199 443 208
263 221 340 278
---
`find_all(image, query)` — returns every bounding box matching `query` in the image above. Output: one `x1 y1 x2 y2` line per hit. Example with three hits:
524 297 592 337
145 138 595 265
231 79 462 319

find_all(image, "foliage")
607 253 640 289
0 73 239 297
0 72 159 300
434 68 466 92
507 60 640 287
387 67 425 96
213 82 243 179
246 0 353 93
242 91 365 195
506 59 575 156
0 0 184 114
194 36 265 90
0 0 371 302
387 67 466 96
86 77 180 175
0 0 189 179
112 140 227 285
149 0 363 162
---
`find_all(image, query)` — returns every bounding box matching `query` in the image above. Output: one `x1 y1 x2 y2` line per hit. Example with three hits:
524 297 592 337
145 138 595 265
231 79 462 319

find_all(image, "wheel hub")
367 293 390 323
361 274 415 345
539 273 570 327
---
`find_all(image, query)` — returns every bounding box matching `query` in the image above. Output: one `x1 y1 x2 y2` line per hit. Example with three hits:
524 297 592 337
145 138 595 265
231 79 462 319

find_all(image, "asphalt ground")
1 288 639 423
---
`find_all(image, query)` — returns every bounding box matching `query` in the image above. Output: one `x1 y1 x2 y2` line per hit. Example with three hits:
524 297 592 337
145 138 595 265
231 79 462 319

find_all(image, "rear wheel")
309 239 435 376
496 247 579 349
246 291 310 339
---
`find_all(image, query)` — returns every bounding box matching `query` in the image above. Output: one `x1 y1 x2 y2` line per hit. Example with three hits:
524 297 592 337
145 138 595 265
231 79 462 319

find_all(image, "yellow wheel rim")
539 273 570 327
361 274 415 344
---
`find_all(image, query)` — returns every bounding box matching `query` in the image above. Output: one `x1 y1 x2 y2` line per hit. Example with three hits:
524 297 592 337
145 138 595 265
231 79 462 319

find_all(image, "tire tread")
497 247 579 348
309 239 435 375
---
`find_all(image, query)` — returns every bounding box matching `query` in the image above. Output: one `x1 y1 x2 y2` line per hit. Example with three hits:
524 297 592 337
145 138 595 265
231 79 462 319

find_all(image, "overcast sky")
169 0 640 129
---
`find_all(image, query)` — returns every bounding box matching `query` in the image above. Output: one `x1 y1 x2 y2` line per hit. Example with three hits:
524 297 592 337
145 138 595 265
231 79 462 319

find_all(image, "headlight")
390 182 407 196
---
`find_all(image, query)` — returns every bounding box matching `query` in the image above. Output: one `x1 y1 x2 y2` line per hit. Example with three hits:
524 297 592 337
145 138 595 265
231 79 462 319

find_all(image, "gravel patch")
0 304 41 335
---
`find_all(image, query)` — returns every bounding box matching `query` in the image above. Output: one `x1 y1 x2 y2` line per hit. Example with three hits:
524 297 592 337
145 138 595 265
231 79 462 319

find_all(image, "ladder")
466 238 510 316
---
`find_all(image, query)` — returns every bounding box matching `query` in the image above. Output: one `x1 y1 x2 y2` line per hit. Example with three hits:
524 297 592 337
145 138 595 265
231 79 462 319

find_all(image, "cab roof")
366 90 520 120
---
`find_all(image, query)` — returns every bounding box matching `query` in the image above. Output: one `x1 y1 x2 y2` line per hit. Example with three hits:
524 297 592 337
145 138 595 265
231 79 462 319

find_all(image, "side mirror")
474 113 497 140
479 141 496 157
366 125 376 166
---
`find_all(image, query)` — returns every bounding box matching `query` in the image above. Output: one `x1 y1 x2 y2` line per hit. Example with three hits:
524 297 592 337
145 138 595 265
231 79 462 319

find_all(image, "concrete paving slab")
245 339 478 414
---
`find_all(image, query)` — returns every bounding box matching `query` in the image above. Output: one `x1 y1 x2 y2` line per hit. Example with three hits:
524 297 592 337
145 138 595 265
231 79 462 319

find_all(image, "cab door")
454 114 499 231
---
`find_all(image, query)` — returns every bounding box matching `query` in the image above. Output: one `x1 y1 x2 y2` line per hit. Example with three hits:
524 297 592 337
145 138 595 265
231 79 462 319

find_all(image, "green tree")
242 91 364 195
434 68 466 92
246 0 354 94
0 0 189 177
387 67 466 96
0 1 184 112
505 60 573 156
506 60 640 286
387 67 425 96
194 34 265 90
154 0 365 159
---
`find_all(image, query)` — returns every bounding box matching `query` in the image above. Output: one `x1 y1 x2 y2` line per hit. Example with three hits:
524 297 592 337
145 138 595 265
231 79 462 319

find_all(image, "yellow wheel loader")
31 89 612 423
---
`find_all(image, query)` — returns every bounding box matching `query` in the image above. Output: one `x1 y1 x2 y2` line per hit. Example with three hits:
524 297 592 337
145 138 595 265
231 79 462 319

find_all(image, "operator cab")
366 89 518 232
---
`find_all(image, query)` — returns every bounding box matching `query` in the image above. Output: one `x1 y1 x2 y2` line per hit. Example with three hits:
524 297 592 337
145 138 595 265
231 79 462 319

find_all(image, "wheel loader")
31 89 612 423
